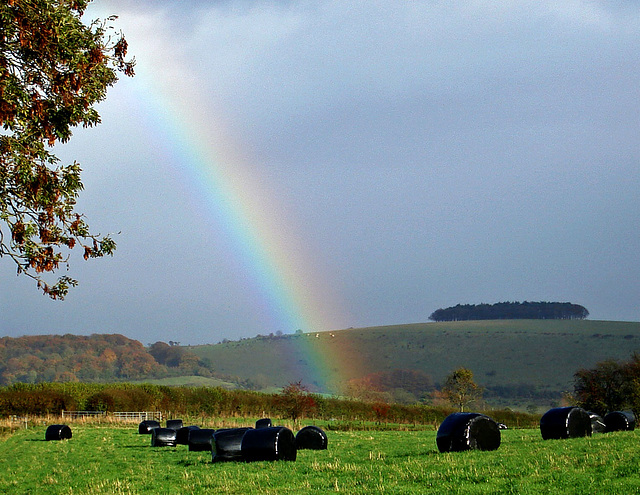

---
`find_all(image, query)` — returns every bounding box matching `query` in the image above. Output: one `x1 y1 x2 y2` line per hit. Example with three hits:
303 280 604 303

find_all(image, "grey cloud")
1 0 638 343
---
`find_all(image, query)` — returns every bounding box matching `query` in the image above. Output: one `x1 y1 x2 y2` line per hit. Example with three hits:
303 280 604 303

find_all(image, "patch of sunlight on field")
1 424 640 493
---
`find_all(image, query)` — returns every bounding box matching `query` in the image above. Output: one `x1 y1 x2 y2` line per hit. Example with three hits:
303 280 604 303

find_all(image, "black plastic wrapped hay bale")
151 427 177 447
212 428 252 462
588 412 607 434
436 413 501 453
176 426 200 445
138 420 161 434
241 426 297 462
540 407 591 440
295 425 328 450
166 419 183 431
604 411 636 432
187 428 216 452
255 418 272 429
45 424 72 441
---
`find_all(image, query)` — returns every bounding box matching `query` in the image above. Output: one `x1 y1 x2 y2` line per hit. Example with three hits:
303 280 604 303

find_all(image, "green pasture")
131 376 237 389
1 421 639 494
190 320 640 403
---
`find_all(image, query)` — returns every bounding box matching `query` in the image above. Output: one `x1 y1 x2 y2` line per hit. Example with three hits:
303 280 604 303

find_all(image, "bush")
0 387 76 416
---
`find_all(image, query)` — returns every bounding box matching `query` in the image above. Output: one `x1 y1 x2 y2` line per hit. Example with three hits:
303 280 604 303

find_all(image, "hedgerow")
0 382 539 427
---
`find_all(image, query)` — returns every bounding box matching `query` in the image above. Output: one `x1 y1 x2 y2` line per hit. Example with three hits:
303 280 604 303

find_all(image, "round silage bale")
166 419 183 431
212 427 253 462
187 428 216 452
45 424 72 441
588 412 607 434
604 411 636 432
176 425 200 445
295 425 328 450
540 406 591 440
255 418 272 429
436 413 501 453
151 427 177 447
138 420 161 434
241 426 297 462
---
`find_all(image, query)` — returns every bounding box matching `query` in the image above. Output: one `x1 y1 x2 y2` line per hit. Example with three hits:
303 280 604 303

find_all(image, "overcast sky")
1 0 638 345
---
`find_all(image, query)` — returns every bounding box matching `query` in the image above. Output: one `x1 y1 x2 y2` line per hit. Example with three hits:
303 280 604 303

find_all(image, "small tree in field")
574 359 626 416
276 381 317 421
441 367 483 412
575 354 640 416
0 0 134 298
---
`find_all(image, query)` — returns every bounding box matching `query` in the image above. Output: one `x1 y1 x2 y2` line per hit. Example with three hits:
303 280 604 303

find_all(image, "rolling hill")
190 319 640 407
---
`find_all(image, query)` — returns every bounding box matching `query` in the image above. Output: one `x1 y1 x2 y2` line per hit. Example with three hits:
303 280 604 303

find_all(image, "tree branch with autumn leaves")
0 0 133 299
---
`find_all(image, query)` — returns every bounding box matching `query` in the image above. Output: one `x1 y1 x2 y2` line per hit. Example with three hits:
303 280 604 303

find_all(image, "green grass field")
1 420 639 494
131 376 237 389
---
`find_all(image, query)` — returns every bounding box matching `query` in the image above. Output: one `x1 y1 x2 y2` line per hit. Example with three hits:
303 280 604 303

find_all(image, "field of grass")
1 419 639 494
190 320 640 399
131 376 237 389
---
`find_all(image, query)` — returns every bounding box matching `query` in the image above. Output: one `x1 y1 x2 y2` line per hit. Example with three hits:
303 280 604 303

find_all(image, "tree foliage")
0 382 540 427
429 301 589 322
275 381 317 420
147 341 201 374
574 354 640 416
0 0 134 299
0 334 210 385
441 367 483 412
0 333 162 384
345 369 434 404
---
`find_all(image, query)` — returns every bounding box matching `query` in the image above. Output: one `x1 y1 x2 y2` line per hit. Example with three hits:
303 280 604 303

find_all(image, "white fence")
112 411 162 421
61 411 162 421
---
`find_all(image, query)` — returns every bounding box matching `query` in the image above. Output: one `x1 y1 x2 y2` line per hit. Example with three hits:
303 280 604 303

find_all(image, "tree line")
429 301 589 322
0 381 536 428
0 334 210 385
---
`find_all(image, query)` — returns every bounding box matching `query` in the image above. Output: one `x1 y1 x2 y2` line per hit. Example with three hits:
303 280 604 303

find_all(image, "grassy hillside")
191 320 640 403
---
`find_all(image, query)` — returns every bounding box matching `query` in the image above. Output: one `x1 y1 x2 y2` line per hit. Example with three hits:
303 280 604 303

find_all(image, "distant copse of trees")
429 301 589 322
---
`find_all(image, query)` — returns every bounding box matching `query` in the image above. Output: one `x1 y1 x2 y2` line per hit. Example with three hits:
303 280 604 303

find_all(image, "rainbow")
279 328 371 393
100 6 365 391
